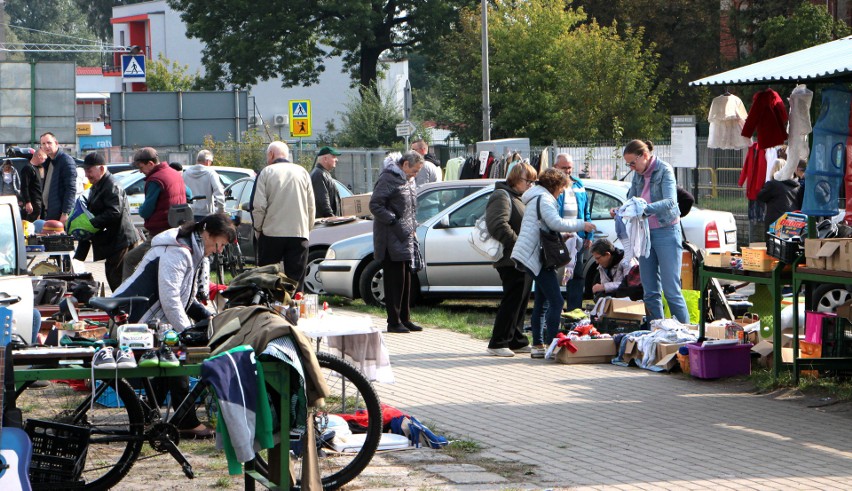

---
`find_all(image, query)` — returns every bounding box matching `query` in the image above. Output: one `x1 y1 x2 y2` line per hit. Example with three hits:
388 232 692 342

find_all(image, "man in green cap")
311 146 342 217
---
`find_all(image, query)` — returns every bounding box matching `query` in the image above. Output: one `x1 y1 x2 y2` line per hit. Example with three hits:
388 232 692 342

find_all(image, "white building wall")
112 0 407 144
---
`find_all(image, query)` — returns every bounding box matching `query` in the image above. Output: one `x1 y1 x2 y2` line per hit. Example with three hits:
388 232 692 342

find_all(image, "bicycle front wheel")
258 351 383 490
15 377 145 490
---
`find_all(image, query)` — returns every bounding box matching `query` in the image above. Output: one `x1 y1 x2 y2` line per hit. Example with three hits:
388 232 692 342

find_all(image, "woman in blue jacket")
615 140 689 323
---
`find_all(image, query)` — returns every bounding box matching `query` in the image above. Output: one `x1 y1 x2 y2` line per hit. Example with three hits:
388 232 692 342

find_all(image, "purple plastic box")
687 342 753 379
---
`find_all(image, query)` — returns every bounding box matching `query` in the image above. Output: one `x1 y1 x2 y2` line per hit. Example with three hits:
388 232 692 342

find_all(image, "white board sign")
670 115 697 168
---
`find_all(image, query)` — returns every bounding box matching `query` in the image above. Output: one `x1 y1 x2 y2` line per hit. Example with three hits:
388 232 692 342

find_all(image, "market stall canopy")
690 35 852 87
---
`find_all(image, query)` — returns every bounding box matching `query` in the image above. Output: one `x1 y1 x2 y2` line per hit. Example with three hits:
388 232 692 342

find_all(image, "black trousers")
381 257 411 326
489 266 532 349
104 246 131 292
257 234 309 291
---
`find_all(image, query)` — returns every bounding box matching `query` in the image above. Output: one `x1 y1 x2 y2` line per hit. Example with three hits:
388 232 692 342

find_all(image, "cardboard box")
604 299 645 321
705 321 759 344
655 342 690 371
556 338 617 364
780 331 807 363
341 193 373 218
804 238 852 271
681 250 694 290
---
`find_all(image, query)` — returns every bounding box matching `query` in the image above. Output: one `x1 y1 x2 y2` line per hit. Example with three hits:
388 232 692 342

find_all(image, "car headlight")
325 248 336 260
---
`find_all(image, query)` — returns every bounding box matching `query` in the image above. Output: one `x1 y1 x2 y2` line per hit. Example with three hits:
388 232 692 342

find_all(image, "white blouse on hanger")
707 94 752 149
782 84 814 179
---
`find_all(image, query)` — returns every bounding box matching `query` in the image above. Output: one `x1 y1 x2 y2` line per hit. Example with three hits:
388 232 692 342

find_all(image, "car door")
421 191 501 293
0 197 34 342
587 189 623 244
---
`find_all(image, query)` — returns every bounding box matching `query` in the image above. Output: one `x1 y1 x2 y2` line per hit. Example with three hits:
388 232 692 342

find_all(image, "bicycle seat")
89 296 149 315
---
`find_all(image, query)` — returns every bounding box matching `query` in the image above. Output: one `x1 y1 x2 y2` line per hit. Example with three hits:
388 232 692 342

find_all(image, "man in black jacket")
74 153 140 291
310 146 342 217
19 149 44 221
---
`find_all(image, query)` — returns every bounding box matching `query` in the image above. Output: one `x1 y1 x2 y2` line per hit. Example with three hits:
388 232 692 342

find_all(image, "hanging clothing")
738 143 768 201
615 197 650 261
707 94 752 149
459 156 480 180
741 88 788 148
779 84 813 180
444 157 464 181
539 148 550 172
764 147 779 183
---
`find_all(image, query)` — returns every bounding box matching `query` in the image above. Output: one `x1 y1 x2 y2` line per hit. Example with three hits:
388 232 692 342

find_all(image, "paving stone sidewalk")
364 320 852 491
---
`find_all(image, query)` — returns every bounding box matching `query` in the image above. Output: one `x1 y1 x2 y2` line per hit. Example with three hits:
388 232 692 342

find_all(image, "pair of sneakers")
139 345 180 368
92 346 137 369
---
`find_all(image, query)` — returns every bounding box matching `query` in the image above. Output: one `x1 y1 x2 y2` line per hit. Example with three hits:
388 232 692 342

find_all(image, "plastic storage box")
687 342 753 379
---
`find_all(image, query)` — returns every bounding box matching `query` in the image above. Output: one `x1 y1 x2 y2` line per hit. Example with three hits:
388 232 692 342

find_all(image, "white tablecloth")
298 313 395 383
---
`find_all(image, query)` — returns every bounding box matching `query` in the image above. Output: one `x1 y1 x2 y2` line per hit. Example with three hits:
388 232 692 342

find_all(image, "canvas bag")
468 189 510 261
537 196 572 270
66 197 99 240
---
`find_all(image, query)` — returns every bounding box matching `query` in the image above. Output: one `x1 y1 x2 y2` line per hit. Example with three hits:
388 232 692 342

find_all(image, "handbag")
468 190 510 261
537 196 572 270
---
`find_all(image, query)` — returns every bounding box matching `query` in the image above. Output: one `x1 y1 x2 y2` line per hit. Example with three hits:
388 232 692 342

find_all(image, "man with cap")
74 153 139 291
311 146 342 218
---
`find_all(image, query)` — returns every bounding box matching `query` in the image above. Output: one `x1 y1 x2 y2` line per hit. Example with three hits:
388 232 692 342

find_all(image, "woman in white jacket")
511 168 595 358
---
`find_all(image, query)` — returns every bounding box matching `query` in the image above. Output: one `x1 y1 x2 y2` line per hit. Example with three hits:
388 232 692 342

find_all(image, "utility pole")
481 0 490 141
0 1 6 62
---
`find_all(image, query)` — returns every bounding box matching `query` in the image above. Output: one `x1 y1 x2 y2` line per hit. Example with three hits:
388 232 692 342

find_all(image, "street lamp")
481 0 490 141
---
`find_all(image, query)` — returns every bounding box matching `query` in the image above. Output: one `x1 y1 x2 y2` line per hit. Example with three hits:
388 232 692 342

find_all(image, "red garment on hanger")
739 143 767 201
741 88 788 148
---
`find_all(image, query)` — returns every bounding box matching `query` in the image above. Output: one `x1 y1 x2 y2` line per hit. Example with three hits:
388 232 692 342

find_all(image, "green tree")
572 0 719 119
4 0 102 66
752 2 850 61
145 53 203 91
432 0 668 144
166 0 476 91
335 82 402 148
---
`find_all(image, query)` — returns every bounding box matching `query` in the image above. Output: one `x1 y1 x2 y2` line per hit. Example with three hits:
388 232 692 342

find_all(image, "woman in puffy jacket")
370 151 424 334
511 168 596 358
484 162 537 357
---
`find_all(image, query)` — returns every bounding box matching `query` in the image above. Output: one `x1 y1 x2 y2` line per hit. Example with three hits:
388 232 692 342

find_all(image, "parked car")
111 166 257 226
0 195 35 343
320 179 739 306
224 177 493 294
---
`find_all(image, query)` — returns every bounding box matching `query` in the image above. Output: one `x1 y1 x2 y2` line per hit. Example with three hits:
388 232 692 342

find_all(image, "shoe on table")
159 346 180 368
387 324 410 333
115 347 137 369
402 321 423 332
138 349 160 368
487 347 515 357
511 345 532 354
179 424 215 440
530 345 546 359
92 347 117 369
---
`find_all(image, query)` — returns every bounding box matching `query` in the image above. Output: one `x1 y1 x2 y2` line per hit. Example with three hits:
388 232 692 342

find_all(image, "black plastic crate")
823 318 852 358
766 234 802 263
595 317 644 335
26 419 90 486
41 234 74 252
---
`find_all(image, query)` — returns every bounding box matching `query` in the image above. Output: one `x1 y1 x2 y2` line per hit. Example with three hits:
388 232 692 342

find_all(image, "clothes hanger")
723 85 731 96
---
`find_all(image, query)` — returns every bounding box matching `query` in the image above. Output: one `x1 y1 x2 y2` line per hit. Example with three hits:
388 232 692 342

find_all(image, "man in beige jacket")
251 141 316 291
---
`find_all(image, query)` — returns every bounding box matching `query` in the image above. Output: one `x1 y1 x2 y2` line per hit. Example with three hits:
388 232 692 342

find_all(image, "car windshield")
114 170 141 187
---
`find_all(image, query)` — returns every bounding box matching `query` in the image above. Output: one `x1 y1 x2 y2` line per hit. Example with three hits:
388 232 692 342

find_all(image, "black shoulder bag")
537 196 572 270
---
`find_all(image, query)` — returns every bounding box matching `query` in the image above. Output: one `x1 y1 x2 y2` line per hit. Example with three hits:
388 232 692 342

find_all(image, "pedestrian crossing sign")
289 99 312 137
121 54 146 82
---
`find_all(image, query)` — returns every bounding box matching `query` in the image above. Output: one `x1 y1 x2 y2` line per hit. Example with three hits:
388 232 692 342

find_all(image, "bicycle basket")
26 419 90 486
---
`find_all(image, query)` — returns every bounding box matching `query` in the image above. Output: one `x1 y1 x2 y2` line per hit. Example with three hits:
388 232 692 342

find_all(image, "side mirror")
238 202 251 212
436 215 450 229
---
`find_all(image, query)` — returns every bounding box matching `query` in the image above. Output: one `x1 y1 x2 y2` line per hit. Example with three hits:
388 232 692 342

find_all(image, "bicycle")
11 294 382 490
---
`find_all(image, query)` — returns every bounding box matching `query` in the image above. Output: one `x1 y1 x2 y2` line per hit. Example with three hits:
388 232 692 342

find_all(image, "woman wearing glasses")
614 139 689 324
484 162 538 357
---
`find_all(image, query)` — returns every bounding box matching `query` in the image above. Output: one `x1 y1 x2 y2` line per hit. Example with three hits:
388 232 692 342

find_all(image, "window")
416 188 469 223
226 181 246 210
589 191 622 220
123 176 146 196
446 193 490 228
0 205 18 275
238 181 254 208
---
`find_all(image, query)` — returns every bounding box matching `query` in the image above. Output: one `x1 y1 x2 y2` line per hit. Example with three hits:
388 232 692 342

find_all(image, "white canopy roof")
690 36 852 86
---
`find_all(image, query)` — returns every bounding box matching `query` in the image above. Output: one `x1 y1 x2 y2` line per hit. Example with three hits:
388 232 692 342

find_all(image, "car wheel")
303 249 327 295
811 284 851 313
359 260 385 307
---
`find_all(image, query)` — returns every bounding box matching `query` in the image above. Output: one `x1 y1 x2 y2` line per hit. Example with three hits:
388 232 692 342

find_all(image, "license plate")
725 230 736 244
130 205 139 215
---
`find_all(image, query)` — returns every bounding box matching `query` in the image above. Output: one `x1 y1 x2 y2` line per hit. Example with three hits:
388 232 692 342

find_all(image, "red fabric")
209 283 227 300
741 88 788 148
739 143 767 201
555 333 578 352
337 402 406 430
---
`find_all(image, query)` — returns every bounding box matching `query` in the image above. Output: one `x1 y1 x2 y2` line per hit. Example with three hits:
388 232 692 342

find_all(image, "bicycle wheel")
257 351 383 490
15 377 145 490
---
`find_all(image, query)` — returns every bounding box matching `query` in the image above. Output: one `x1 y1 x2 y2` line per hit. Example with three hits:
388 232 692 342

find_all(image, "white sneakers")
115 347 137 369
487 347 515 357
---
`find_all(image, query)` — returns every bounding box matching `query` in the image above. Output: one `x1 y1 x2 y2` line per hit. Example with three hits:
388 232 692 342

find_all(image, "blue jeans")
638 223 690 323
527 267 564 346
